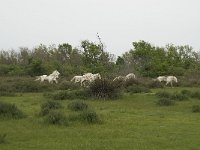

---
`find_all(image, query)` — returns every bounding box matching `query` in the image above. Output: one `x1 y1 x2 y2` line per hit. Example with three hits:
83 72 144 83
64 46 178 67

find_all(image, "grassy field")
1 87 200 150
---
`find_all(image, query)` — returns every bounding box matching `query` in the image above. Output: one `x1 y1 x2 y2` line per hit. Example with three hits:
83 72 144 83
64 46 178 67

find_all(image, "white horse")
35 75 48 82
165 76 178 87
71 73 101 86
35 70 60 83
113 73 136 82
113 76 125 81
46 70 60 83
154 76 167 82
125 73 136 80
71 75 85 86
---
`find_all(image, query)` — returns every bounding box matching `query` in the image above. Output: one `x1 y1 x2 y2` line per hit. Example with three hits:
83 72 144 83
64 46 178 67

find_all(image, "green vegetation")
0 87 200 149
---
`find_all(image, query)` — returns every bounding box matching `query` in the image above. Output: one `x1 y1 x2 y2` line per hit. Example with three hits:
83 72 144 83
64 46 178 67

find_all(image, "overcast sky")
0 0 199 56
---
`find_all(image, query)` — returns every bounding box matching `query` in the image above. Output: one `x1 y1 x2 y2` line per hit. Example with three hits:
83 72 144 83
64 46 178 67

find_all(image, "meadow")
1 85 200 150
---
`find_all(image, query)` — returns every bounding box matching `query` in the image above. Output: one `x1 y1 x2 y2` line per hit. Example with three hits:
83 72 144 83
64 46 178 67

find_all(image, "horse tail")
71 77 75 82
35 76 40 81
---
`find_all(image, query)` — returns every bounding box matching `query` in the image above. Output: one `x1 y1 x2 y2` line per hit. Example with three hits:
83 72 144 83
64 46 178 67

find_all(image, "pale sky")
0 0 200 56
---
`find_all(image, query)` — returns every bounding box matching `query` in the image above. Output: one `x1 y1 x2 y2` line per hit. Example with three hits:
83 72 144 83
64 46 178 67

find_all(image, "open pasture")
1 87 200 150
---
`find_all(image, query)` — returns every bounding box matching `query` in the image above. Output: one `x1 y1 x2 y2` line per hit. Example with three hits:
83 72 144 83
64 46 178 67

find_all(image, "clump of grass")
0 91 16 97
45 89 89 100
192 105 200 113
40 101 63 116
0 102 25 119
68 101 88 111
191 91 200 100
156 91 188 101
44 110 68 125
79 110 101 124
0 133 7 144
181 90 192 96
157 98 175 106
126 85 151 93
156 91 171 98
171 92 189 101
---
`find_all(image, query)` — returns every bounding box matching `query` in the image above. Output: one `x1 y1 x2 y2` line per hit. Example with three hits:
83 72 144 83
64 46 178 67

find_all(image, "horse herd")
35 70 178 87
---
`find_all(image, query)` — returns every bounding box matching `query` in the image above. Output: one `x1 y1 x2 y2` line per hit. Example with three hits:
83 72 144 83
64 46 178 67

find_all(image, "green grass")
1 87 200 149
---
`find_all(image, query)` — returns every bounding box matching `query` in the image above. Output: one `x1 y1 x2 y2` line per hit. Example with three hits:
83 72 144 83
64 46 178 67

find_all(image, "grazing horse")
166 76 178 87
125 73 136 80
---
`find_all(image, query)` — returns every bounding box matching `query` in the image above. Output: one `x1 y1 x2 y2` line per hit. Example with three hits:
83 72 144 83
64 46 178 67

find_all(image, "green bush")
79 110 101 124
157 98 175 106
0 133 7 144
170 92 189 101
191 91 200 100
156 91 172 98
0 91 16 97
47 89 89 100
58 81 80 90
40 101 63 116
192 105 200 113
89 79 122 99
148 80 164 88
123 78 140 88
181 90 192 96
68 101 88 111
126 85 151 93
0 102 25 119
44 110 68 125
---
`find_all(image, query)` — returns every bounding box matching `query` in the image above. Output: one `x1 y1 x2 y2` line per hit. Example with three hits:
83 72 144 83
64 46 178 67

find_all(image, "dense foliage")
0 40 199 79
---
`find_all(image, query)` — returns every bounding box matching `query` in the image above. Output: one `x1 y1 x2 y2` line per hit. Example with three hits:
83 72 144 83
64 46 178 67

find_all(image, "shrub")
192 105 200 113
148 80 164 88
89 79 122 99
0 102 25 119
181 90 192 96
156 91 172 98
157 98 175 106
0 91 16 97
68 101 88 111
47 89 89 100
0 133 7 144
123 78 140 88
191 91 200 100
170 92 189 101
58 81 80 90
44 110 68 125
40 101 63 116
126 85 151 93
79 110 101 124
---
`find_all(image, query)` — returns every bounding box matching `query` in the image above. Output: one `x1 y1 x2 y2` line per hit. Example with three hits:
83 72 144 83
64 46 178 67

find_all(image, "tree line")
0 40 200 77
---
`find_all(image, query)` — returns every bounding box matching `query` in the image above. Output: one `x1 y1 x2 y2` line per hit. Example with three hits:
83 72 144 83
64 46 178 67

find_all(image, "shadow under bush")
0 101 25 119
